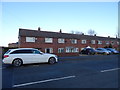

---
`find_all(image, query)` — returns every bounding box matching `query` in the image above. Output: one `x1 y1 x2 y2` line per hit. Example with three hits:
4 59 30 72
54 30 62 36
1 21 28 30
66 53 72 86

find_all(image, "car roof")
7 48 38 53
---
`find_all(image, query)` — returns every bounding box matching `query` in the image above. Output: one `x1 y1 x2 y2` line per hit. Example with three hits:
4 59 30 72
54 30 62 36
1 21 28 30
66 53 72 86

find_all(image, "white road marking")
13 75 76 88
101 68 120 73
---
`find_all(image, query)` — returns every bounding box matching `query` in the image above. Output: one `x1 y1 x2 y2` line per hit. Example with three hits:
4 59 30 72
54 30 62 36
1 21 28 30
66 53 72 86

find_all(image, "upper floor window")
26 37 35 42
45 38 53 43
106 41 109 45
81 40 86 44
91 40 95 44
117 41 119 45
58 38 65 43
71 39 77 44
98 40 102 44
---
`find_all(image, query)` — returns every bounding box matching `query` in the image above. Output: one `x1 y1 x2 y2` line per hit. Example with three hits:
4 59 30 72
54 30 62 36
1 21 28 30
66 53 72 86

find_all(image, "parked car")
96 48 111 55
3 48 58 67
105 48 119 54
80 48 96 55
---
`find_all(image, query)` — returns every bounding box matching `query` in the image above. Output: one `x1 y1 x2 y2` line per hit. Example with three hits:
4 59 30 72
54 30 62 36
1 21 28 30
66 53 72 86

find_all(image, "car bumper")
2 58 12 64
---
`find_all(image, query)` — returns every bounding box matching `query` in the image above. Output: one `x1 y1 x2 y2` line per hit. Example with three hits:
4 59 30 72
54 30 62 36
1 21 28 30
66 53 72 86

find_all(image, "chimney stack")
108 36 110 38
59 29 62 33
82 33 84 35
38 27 41 31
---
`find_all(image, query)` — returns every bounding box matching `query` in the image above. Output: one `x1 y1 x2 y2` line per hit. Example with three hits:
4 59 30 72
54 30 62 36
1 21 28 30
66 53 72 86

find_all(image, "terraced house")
18 28 120 56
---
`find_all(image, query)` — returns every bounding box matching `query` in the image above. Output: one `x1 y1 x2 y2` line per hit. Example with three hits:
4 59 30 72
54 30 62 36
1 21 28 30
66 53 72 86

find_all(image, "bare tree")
88 29 96 36
70 30 84 35
70 30 75 34
75 31 83 35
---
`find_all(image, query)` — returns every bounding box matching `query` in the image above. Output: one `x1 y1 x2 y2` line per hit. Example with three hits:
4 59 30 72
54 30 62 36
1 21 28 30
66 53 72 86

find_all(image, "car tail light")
4 55 9 58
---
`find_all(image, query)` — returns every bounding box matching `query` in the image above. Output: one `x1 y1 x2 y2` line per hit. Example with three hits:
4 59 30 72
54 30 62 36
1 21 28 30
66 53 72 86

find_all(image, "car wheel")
48 57 56 64
13 59 23 67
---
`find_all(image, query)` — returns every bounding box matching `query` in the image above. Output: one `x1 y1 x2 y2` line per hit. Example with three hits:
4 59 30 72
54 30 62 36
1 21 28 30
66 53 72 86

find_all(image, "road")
2 55 120 88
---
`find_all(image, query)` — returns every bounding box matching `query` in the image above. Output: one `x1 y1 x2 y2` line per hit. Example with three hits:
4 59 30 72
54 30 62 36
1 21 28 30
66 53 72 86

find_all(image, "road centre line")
13 75 76 88
100 68 120 73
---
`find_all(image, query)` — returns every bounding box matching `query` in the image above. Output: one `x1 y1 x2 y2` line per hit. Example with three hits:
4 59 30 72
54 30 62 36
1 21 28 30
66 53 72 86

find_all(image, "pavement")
1 55 120 88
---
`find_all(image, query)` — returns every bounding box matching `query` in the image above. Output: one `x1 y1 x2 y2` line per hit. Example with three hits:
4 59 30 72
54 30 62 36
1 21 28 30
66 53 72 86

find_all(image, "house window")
58 38 65 43
45 48 53 53
81 40 86 44
45 38 53 43
117 41 119 45
106 41 109 45
91 40 95 44
58 48 64 53
71 39 77 44
66 47 79 53
26 37 35 42
98 40 102 44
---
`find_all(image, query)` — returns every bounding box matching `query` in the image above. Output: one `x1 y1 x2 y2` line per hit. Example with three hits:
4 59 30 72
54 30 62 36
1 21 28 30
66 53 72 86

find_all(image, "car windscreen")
88 48 95 51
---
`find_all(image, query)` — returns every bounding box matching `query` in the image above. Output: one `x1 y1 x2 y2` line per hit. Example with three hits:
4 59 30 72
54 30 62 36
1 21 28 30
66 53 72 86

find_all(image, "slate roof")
19 28 119 41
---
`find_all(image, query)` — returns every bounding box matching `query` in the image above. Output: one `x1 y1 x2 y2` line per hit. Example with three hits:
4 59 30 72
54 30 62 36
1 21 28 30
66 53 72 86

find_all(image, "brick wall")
19 36 119 56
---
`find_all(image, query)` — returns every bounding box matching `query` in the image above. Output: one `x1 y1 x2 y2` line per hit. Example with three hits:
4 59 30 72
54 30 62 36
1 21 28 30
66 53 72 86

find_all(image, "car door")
20 49 37 64
32 50 47 63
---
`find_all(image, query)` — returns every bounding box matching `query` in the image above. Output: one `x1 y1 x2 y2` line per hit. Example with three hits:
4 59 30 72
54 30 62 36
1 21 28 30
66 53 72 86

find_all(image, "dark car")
80 48 96 55
105 48 119 54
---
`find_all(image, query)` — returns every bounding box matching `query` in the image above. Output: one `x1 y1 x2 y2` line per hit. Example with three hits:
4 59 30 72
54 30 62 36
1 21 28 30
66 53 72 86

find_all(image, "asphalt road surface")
2 55 120 88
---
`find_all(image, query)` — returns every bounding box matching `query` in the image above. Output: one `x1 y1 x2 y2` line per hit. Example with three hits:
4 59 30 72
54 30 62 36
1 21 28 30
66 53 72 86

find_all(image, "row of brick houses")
18 28 120 56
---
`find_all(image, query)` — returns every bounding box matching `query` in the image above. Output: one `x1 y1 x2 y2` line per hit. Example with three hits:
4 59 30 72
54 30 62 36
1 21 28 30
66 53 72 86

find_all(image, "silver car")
3 48 58 67
96 48 111 55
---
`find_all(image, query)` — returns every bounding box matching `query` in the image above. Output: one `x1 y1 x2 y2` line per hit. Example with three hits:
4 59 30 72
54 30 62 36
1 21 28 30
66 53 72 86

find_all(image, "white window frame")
91 40 95 44
58 48 64 53
26 37 35 42
81 40 86 44
45 48 53 53
45 38 53 43
117 41 119 45
66 47 79 53
98 40 102 44
71 39 77 44
106 41 109 45
58 38 65 43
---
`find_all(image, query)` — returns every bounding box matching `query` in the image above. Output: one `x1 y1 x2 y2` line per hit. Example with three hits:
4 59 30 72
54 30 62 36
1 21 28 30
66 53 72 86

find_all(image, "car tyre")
48 57 56 64
13 59 23 67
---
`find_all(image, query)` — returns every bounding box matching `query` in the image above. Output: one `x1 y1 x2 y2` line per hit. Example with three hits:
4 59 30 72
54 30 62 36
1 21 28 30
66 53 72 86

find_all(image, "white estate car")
3 48 58 67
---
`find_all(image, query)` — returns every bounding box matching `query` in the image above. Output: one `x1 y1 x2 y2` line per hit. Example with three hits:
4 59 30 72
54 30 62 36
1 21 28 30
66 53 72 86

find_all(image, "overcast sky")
0 1 119 46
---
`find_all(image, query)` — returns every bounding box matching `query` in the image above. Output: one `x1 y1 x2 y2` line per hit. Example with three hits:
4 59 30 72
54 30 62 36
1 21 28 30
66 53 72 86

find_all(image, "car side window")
10 50 33 54
33 50 41 54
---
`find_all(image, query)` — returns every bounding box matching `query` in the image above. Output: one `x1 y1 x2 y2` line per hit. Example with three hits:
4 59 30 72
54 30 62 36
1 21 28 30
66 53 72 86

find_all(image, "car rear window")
5 49 11 54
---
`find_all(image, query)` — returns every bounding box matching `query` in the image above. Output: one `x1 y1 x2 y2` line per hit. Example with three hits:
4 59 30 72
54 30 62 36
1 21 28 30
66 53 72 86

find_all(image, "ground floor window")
66 47 79 53
58 48 64 53
45 48 53 53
